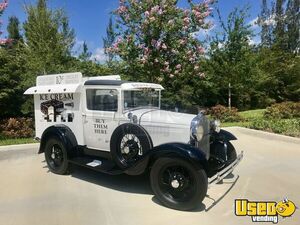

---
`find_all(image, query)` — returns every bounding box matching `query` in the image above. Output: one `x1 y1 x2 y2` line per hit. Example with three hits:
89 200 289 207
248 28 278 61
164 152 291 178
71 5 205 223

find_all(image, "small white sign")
37 72 82 86
86 160 102 167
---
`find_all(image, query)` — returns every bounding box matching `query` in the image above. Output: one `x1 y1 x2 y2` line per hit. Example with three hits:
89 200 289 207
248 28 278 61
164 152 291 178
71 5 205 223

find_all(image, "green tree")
206 6 262 109
255 0 300 107
7 16 22 42
103 17 116 65
258 0 273 47
257 48 300 102
286 0 299 53
273 0 287 50
0 46 25 118
0 0 22 118
78 41 92 61
22 0 75 81
68 57 115 77
20 0 75 115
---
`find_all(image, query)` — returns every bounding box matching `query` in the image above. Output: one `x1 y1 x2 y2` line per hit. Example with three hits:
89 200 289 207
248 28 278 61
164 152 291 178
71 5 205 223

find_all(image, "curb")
0 143 40 151
225 126 300 144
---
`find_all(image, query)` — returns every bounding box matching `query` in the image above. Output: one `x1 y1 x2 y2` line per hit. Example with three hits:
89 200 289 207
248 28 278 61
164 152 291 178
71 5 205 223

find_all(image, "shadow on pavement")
151 196 206 212
41 161 237 212
70 165 153 195
67 165 209 211
205 175 239 212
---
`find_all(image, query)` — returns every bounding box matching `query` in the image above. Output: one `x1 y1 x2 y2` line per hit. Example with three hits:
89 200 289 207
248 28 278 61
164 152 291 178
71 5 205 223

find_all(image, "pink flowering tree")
110 0 213 86
0 0 9 46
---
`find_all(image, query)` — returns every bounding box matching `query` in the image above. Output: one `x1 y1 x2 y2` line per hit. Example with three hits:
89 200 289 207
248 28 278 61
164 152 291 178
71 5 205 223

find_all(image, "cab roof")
84 80 164 90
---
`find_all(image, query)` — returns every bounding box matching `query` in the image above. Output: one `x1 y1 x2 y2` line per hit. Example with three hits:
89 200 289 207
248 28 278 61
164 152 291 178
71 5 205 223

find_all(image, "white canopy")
24 84 82 95
24 72 83 95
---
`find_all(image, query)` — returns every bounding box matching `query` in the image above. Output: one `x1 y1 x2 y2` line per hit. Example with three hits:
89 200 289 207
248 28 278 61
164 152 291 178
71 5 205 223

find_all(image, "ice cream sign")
39 93 74 101
40 93 75 123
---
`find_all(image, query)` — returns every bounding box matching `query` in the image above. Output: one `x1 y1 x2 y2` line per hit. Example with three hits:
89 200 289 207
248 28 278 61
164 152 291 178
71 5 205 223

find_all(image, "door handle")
82 113 88 123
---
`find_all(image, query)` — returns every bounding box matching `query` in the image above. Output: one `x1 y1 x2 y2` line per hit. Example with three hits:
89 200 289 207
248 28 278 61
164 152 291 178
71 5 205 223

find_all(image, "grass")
222 109 300 137
0 137 37 146
222 109 265 127
239 109 265 120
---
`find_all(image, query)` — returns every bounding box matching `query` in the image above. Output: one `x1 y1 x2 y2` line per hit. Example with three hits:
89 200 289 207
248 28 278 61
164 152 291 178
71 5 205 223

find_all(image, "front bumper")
208 151 243 187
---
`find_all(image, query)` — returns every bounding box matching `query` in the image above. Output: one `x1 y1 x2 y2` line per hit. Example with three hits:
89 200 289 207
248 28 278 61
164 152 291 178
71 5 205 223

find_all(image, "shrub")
0 117 34 138
249 118 300 137
209 105 242 122
264 102 300 119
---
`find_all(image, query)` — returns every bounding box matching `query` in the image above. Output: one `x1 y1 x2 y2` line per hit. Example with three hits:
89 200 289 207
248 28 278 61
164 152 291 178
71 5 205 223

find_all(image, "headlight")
211 120 221 133
190 116 204 141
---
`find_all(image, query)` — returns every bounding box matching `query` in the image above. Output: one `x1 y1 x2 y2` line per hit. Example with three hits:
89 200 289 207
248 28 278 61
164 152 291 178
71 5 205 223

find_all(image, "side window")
86 89 118 112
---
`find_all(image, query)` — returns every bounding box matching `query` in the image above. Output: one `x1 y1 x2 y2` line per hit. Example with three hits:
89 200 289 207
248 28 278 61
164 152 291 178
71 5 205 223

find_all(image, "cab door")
83 88 119 151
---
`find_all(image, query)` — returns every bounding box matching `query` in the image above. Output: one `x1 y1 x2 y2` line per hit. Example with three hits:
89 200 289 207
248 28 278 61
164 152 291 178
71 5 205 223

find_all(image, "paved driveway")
0 127 299 225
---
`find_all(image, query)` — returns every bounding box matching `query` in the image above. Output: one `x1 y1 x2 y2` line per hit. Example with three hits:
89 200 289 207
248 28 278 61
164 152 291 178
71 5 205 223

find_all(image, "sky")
1 0 263 61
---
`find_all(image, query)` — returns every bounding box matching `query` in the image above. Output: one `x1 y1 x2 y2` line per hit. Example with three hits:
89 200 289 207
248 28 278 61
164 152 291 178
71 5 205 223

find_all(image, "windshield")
123 89 160 110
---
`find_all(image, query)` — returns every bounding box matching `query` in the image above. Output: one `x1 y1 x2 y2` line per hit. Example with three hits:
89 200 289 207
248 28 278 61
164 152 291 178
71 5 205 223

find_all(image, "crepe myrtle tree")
109 0 214 84
0 0 11 46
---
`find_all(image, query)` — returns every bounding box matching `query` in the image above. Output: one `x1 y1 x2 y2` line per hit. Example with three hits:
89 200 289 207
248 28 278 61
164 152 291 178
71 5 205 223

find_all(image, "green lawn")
222 109 265 127
0 138 37 146
239 109 265 120
222 109 300 137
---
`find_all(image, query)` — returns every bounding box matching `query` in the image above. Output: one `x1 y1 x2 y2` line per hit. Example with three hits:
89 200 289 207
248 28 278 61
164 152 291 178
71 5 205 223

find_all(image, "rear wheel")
150 157 207 210
44 137 69 175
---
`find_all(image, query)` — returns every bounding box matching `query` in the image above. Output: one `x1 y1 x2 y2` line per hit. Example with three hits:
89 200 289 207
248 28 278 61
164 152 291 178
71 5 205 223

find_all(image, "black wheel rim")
47 144 64 170
158 163 196 203
119 133 143 164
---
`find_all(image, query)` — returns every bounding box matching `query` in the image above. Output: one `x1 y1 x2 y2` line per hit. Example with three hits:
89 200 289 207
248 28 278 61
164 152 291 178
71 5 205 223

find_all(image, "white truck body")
25 72 193 151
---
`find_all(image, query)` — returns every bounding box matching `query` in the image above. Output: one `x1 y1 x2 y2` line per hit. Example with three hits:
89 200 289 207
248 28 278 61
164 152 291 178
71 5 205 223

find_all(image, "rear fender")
39 125 78 157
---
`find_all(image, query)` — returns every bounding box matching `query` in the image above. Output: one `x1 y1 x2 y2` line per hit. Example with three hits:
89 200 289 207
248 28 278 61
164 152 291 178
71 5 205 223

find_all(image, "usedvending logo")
235 198 296 223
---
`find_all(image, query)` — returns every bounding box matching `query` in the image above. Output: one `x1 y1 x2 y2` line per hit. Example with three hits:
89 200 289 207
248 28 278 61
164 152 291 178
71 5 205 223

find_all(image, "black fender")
125 142 209 175
212 129 237 142
39 125 78 157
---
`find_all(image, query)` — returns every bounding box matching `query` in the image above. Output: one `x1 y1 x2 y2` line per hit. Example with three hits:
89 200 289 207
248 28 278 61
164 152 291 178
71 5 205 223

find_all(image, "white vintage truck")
25 72 243 210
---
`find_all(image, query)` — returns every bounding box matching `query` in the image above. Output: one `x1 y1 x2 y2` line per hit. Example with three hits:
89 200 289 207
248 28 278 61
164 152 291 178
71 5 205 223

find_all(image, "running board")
69 156 123 175
208 151 243 187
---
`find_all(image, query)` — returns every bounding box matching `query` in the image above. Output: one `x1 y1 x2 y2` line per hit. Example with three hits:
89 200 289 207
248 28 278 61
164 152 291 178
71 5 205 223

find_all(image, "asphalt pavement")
0 127 299 225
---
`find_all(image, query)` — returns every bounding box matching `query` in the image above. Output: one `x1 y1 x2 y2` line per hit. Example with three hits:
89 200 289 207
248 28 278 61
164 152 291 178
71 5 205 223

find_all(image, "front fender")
213 129 237 141
125 142 208 175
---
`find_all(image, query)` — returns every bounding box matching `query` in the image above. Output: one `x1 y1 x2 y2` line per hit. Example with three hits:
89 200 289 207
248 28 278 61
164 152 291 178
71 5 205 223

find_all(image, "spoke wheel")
158 164 196 203
48 144 64 169
44 137 69 175
120 134 143 164
150 157 207 210
111 124 152 169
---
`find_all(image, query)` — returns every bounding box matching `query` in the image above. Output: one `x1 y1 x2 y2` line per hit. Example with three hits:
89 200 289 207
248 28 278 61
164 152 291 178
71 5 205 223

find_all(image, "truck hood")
123 109 210 157
125 109 196 127
124 109 196 147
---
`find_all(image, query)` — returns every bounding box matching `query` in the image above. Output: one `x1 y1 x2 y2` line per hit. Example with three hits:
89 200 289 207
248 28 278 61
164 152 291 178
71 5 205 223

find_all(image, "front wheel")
44 137 69 175
150 157 207 210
